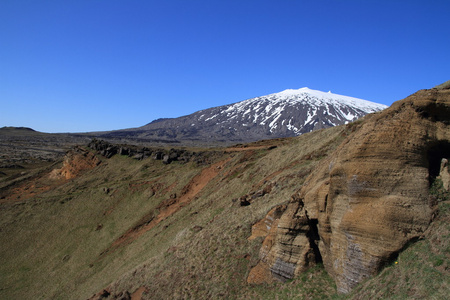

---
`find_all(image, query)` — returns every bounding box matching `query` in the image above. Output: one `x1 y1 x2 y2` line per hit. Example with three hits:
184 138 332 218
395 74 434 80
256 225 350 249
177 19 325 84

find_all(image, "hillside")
0 126 90 165
0 85 449 299
0 127 346 299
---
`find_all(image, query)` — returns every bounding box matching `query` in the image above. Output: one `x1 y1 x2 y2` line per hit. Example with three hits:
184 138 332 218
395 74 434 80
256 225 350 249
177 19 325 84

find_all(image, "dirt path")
102 158 230 255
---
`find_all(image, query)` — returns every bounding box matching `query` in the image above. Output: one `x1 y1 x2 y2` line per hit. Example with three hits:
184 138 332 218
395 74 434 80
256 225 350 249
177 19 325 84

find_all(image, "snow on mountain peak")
278 87 311 96
216 87 388 134
139 86 388 143
266 87 387 112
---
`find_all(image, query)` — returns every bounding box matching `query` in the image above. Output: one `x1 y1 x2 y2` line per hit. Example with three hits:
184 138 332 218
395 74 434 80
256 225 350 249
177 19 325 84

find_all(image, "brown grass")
2 124 446 299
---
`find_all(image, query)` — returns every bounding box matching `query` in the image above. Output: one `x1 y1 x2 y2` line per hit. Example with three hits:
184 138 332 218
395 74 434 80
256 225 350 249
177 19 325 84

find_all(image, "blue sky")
1 0 449 133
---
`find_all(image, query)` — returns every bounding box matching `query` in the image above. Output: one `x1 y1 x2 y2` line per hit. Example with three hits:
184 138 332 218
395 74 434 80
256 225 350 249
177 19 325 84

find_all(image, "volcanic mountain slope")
0 84 448 299
98 87 387 145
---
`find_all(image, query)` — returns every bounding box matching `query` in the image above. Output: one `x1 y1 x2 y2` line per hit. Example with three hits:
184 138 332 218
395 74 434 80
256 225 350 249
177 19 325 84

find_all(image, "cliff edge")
250 84 450 293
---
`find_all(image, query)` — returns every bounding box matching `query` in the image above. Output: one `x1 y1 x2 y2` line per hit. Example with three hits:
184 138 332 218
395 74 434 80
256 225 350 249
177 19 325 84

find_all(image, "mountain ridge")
98 87 387 145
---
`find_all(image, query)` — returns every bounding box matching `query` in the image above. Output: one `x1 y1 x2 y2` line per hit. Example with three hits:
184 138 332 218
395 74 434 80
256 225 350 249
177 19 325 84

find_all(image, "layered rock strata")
247 205 287 284
249 85 450 292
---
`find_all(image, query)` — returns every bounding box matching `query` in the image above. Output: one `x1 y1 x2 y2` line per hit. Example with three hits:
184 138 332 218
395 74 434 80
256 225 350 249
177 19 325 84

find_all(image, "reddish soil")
1 147 99 204
1 178 58 203
51 146 100 180
102 158 231 255
131 286 148 300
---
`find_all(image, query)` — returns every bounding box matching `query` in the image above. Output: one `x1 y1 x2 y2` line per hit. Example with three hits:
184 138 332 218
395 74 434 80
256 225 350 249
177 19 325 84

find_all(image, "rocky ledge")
86 139 224 165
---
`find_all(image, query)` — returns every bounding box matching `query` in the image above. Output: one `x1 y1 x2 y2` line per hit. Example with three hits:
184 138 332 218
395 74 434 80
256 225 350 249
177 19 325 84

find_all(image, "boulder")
239 196 250 206
162 155 171 164
153 151 164 160
119 147 129 156
132 153 144 160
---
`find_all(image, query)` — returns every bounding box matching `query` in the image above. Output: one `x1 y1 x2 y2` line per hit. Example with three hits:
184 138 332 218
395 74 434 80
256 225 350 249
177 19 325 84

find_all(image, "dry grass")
1 123 447 299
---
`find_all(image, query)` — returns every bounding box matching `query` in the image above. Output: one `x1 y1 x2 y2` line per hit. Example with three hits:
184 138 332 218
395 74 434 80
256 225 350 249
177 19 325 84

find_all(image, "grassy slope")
0 123 448 299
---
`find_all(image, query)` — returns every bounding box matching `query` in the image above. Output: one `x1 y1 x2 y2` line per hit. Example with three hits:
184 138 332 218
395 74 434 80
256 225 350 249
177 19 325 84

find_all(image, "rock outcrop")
50 146 100 180
87 139 223 165
247 204 287 284
249 85 450 292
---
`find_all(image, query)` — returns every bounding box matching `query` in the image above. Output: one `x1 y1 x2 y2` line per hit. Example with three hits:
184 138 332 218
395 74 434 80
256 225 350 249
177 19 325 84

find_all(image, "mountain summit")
101 88 387 144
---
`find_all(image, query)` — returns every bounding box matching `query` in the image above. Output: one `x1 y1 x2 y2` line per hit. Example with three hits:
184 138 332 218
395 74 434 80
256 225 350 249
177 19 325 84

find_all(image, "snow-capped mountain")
100 87 388 145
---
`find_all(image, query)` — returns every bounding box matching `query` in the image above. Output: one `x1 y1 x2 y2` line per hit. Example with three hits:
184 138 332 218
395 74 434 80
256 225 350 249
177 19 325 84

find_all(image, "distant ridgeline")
95 87 387 145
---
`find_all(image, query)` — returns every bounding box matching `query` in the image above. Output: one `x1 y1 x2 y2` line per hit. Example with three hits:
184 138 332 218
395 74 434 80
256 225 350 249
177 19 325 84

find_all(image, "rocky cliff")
50 146 101 180
249 85 450 292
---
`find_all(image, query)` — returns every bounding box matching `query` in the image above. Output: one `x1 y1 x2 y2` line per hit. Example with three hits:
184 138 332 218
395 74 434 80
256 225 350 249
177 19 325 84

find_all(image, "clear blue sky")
1 0 449 133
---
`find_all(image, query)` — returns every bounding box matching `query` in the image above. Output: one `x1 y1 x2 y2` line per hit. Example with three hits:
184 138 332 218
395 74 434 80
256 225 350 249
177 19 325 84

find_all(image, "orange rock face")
249 86 450 292
51 146 100 180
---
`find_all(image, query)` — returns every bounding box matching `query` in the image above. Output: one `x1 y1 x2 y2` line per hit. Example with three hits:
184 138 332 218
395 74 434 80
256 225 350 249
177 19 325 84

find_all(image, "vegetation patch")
1 121 449 299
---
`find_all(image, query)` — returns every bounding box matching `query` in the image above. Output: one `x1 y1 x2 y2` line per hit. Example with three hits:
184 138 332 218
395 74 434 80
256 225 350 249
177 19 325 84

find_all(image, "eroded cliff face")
50 146 100 180
250 86 450 292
